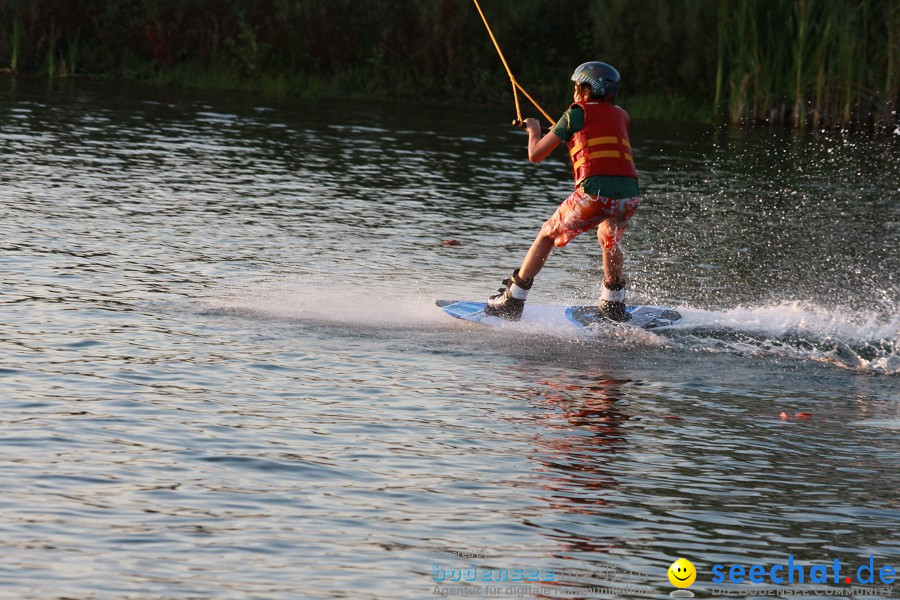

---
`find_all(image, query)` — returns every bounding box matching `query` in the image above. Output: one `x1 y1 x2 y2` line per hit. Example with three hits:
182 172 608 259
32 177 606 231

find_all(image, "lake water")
1 78 898 599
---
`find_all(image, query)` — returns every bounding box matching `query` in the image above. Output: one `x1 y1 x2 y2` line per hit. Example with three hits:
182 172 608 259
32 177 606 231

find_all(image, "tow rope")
472 0 556 127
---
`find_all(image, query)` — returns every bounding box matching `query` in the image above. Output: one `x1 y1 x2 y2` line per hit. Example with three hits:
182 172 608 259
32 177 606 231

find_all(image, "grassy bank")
143 61 712 123
717 0 898 128
0 0 896 128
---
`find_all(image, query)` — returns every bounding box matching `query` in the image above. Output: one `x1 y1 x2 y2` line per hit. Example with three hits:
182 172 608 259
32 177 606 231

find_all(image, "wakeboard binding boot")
485 269 533 321
599 279 630 322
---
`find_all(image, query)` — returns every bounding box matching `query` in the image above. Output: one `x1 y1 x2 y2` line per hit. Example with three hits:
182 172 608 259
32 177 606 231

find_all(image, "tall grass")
0 0 896 129
717 0 897 129
885 1 899 125
0 7 22 73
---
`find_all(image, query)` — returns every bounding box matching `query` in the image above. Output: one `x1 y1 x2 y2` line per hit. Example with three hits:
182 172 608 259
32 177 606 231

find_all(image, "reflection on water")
496 361 899 597
528 375 629 515
0 78 897 598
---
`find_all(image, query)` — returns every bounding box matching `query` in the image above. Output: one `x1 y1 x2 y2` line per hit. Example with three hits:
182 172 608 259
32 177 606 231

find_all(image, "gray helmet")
571 61 621 100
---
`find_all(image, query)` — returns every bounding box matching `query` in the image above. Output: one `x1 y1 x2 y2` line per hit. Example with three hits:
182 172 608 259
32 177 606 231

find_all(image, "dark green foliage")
0 0 895 128
717 0 899 128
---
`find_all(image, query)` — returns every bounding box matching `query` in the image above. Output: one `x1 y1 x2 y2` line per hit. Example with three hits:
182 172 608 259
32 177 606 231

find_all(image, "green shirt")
551 105 640 199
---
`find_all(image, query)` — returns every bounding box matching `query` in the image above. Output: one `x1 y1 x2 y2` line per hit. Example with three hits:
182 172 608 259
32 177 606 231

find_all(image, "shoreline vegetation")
1 0 896 129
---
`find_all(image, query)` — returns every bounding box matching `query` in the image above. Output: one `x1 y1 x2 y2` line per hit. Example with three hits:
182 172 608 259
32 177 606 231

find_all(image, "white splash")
671 302 900 374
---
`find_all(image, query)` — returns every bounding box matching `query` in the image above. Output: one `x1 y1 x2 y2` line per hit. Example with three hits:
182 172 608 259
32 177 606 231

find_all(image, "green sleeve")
550 106 584 141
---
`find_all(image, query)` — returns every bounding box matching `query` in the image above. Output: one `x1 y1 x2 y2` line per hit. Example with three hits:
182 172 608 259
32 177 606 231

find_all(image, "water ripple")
0 79 897 599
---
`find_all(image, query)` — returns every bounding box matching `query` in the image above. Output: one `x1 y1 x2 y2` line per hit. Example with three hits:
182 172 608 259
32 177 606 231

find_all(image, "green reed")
1 7 22 73
718 0 897 129
0 0 895 129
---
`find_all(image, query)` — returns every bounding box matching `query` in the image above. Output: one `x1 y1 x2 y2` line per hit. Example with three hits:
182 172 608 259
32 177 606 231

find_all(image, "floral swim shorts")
542 187 641 250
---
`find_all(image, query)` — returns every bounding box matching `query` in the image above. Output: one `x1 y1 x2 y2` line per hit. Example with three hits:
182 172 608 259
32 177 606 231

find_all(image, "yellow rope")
472 0 556 126
515 80 555 125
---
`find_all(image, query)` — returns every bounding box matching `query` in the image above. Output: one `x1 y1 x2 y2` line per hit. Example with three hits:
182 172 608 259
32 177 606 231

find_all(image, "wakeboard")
436 300 681 332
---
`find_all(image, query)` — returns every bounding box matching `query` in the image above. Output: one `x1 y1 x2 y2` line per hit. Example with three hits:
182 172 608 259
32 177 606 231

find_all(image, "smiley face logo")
668 558 696 588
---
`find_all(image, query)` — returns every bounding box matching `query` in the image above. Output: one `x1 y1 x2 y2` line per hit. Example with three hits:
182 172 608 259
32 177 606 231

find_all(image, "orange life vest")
566 100 637 185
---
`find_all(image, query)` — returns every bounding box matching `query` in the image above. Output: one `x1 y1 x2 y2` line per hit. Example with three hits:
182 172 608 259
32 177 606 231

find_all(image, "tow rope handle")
472 0 556 128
